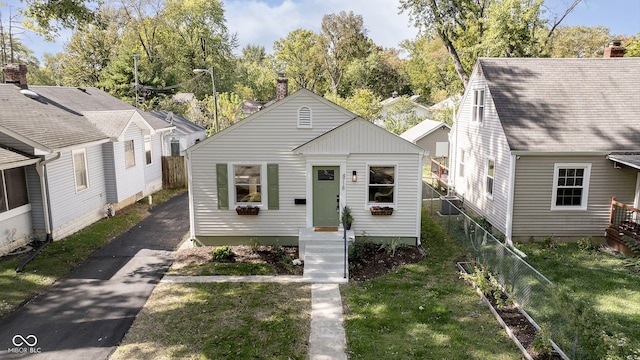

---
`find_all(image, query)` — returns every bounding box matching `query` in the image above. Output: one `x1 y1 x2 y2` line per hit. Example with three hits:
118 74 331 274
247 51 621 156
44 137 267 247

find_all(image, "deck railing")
430 156 449 190
607 197 640 254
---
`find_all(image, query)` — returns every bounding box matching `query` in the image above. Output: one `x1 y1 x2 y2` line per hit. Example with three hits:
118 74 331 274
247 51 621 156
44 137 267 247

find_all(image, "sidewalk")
161 275 349 360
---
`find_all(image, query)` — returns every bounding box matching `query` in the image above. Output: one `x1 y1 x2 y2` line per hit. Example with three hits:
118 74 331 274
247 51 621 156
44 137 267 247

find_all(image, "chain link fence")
422 183 596 359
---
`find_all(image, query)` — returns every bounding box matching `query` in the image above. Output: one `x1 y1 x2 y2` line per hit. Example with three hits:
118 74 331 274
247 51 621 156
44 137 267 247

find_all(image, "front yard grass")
518 242 640 358
340 213 524 359
0 188 185 318
110 282 311 360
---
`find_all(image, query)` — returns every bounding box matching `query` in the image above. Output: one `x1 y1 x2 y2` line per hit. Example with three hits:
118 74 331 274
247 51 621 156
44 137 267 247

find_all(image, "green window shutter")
267 164 279 210
216 164 229 210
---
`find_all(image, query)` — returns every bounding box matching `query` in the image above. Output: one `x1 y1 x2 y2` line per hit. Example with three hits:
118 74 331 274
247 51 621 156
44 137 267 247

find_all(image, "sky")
2 0 639 62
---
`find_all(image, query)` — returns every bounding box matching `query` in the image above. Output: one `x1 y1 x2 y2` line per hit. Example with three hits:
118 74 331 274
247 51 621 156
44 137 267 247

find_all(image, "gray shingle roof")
149 111 205 134
478 58 640 152
400 119 450 143
607 154 640 170
0 146 37 166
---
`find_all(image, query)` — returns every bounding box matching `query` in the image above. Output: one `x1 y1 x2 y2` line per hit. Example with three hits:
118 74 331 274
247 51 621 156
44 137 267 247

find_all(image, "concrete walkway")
161 275 349 360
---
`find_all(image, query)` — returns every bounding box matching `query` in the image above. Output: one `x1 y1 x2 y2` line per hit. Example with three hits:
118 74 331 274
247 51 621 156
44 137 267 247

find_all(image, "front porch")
606 197 640 255
299 227 354 283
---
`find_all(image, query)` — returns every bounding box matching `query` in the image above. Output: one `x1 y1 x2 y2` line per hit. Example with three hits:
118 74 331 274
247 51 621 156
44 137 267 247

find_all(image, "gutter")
17 152 60 272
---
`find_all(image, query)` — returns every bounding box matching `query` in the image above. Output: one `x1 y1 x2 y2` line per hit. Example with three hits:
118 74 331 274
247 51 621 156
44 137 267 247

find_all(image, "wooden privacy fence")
162 156 187 189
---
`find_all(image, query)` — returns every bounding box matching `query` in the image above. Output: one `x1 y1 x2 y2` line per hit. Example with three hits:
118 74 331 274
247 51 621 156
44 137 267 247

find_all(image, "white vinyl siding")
189 91 423 241
47 145 107 240
72 148 89 192
450 71 510 234
551 163 591 211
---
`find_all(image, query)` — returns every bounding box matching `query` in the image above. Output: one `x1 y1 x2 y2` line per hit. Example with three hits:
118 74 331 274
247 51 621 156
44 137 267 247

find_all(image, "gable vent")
298 106 312 128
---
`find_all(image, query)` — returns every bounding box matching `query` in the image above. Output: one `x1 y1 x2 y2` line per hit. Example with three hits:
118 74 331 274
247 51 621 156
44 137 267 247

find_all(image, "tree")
325 89 381 121
625 34 640 57
382 96 427 134
233 45 277 102
317 11 372 94
342 46 409 99
22 0 100 39
401 35 462 104
545 26 611 58
273 29 324 93
400 0 581 88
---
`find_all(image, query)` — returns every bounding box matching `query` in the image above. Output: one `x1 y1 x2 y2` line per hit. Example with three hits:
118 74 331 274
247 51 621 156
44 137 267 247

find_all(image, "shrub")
577 237 597 252
212 246 234 261
249 239 261 253
379 237 405 256
542 236 557 249
349 231 374 261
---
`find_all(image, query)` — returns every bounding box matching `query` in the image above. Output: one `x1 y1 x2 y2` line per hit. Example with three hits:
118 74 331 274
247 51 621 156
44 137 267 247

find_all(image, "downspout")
16 152 60 272
416 151 425 246
505 153 516 247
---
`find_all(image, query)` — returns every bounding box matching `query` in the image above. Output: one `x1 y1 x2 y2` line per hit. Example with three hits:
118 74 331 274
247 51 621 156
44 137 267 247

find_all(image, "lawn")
340 213 524 359
0 188 185 318
517 241 640 359
110 282 311 360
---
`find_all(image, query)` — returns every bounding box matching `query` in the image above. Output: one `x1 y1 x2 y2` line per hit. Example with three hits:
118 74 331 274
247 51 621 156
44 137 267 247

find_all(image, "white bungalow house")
186 88 426 281
0 64 173 255
445 55 640 247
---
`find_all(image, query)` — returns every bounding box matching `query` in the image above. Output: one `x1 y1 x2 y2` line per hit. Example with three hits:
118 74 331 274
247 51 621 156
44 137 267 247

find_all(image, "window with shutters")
234 165 262 204
297 106 312 128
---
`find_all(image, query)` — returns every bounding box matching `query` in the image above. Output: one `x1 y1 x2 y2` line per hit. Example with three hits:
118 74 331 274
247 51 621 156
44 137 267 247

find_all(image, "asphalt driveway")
0 192 189 359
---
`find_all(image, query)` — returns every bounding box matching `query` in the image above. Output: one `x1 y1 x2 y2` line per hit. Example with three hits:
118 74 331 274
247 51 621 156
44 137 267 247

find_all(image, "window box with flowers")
370 206 394 215
236 205 260 215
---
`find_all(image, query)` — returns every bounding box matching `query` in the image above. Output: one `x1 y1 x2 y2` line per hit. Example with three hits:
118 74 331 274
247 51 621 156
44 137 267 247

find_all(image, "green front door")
313 166 340 227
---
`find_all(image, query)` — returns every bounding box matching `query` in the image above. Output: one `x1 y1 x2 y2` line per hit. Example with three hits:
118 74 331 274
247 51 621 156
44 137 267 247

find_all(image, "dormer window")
298 106 312 128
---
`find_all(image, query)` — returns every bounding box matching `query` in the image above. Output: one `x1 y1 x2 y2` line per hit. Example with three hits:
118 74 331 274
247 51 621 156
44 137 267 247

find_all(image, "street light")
193 67 219 133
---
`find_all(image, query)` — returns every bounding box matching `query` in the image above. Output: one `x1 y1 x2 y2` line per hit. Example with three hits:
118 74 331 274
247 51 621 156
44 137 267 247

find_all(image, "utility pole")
133 54 139 107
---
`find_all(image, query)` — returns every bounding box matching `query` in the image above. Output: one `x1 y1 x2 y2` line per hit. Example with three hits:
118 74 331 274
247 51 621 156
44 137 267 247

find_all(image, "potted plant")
343 206 353 230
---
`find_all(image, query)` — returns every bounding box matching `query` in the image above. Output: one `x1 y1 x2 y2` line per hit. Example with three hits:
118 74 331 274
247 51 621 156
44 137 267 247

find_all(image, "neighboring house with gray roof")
446 56 640 246
400 119 451 158
149 111 206 156
0 64 174 255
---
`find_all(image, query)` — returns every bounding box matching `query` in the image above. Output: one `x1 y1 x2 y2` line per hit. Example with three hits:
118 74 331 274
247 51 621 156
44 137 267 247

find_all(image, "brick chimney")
603 40 625 58
2 64 28 88
276 73 288 101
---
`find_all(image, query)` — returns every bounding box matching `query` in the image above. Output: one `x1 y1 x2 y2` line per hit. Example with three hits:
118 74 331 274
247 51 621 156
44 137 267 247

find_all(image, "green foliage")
621 236 640 256
531 323 554 356
379 237 405 257
546 26 612 58
23 0 100 40
625 34 640 57
273 29 325 93
459 262 509 308
249 239 261 254
342 206 353 226
542 236 557 249
577 237 598 253
349 231 375 262
212 246 234 261
324 89 382 121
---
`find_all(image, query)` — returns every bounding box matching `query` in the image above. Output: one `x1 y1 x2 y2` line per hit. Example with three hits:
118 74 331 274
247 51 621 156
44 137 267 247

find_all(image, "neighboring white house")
400 119 451 158
446 56 640 245
186 89 426 250
0 64 174 255
150 111 206 156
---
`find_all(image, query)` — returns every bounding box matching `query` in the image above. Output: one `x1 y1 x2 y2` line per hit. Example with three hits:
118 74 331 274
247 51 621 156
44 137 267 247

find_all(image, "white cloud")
223 0 420 54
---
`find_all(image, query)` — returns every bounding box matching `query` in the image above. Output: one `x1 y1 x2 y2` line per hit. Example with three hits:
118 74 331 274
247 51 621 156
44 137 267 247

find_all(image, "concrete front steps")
300 228 354 283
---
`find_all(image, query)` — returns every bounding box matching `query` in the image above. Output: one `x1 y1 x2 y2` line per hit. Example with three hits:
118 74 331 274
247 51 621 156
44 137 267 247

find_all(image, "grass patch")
111 282 311 360
518 242 640 358
340 209 523 359
168 262 276 276
0 189 185 318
